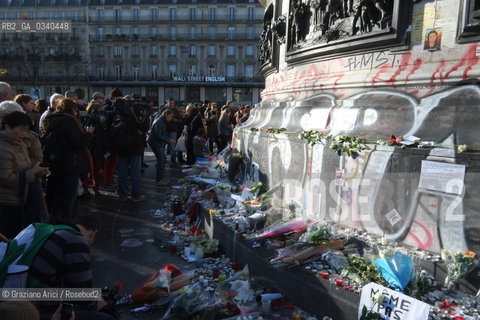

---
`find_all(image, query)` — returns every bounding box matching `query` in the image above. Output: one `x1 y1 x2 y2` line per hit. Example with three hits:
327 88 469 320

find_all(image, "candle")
381 236 388 246
319 271 329 279
335 278 343 286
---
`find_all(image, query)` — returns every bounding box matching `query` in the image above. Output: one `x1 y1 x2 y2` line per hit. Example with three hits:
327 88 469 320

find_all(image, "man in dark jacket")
108 99 149 202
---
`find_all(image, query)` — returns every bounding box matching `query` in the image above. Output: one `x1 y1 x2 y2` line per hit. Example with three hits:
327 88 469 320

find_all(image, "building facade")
0 0 264 105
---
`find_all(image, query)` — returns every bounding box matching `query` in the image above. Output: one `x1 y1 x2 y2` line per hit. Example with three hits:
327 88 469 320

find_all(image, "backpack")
41 130 63 168
0 224 74 288
107 114 139 156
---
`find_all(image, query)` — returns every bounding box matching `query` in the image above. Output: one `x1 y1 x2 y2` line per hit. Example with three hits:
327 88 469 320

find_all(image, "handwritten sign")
418 161 465 195
359 283 430 320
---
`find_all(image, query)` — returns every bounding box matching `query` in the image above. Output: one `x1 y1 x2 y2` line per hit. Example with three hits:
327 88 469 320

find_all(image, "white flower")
457 144 468 153
335 135 342 142
376 139 386 145
372 292 385 305
330 143 338 149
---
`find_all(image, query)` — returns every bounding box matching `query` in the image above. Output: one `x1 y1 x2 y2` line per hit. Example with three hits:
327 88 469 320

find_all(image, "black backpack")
41 130 63 169
107 114 138 156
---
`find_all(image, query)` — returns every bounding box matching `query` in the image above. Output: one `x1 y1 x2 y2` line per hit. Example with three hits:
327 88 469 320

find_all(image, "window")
208 26 216 40
151 27 158 36
227 45 235 57
132 9 139 21
458 0 480 42
72 28 79 38
114 46 122 57
189 64 197 76
189 45 196 56
151 8 158 20
150 45 158 56
115 27 121 36
207 45 216 56
49 47 56 55
209 8 216 20
226 64 235 78
132 27 139 36
115 65 122 79
47 12 54 20
245 65 254 80
115 9 122 22
2 13 7 19
72 11 79 22
169 8 176 21
100 0 105 4
132 65 139 80
73 46 79 56
98 66 104 79
169 64 177 77
151 65 158 80
190 8 196 20
97 45 105 57
132 45 139 57
169 45 176 56
247 7 255 20
245 45 254 57
247 27 254 40
227 8 235 20
208 64 216 76
97 27 104 40
189 26 197 40
98 9 104 21
170 26 176 40
227 27 235 40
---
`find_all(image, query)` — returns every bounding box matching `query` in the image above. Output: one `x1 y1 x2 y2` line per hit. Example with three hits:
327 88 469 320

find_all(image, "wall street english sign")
172 76 226 82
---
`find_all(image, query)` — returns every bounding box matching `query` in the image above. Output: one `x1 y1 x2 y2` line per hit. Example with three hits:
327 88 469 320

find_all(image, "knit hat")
109 88 123 99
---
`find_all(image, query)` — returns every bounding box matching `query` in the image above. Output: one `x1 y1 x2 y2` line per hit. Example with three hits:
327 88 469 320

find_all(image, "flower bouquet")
298 222 333 245
341 255 386 286
161 283 213 319
444 252 477 290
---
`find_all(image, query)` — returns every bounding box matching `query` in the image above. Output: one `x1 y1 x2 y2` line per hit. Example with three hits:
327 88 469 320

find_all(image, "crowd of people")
0 80 253 233
0 80 253 319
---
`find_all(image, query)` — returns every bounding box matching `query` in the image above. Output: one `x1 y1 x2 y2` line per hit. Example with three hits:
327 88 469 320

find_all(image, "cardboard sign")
358 283 430 320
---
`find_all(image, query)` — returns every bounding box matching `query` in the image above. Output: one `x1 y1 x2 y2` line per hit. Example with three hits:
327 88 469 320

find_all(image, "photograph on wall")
424 27 442 51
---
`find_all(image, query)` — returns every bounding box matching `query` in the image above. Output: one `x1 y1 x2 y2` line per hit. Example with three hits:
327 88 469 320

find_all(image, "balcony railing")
90 33 259 41
88 14 261 23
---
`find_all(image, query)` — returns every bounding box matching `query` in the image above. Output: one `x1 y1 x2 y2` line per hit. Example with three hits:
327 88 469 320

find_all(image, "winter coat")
0 131 36 206
44 112 89 175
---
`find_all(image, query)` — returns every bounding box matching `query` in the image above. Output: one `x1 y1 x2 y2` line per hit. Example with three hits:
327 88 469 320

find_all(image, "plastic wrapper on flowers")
193 238 219 255
251 219 311 240
215 266 255 306
373 251 413 291
161 282 215 319
322 250 350 272
270 243 308 267
444 252 477 290
131 264 190 304
299 221 333 245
